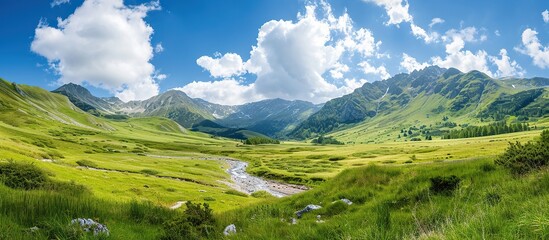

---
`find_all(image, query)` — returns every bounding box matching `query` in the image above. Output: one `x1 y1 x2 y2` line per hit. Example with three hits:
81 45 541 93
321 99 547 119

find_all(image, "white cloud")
154 73 167 80
489 49 525 78
51 0 70 7
429 18 444 28
154 43 164 53
363 0 438 44
516 28 549 69
495 30 500 37
31 0 161 102
330 62 349 79
196 53 245 78
432 50 491 75
364 0 412 26
543 10 549 23
431 27 492 75
400 53 430 73
352 28 382 57
174 79 262 106
358 61 390 80
411 23 439 43
186 1 383 104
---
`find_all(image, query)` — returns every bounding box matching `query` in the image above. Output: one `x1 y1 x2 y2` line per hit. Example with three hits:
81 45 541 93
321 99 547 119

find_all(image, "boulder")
223 224 237 236
295 204 322 218
70 218 109 236
340 198 353 205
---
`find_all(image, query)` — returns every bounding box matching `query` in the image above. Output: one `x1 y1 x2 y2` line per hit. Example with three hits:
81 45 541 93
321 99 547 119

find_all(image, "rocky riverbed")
222 159 308 197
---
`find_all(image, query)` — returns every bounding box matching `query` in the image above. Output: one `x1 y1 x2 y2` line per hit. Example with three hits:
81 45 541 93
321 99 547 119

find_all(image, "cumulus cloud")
429 18 444 28
174 79 261 106
196 53 245 78
431 27 492 75
411 23 439 43
185 1 384 104
363 0 438 44
543 10 549 23
516 28 549 69
363 0 412 26
400 53 430 72
489 49 525 77
31 0 161 102
51 0 70 7
358 61 390 80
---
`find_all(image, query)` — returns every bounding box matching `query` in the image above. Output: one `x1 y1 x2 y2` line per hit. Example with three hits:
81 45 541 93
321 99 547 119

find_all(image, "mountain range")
52 83 322 139
33 66 549 141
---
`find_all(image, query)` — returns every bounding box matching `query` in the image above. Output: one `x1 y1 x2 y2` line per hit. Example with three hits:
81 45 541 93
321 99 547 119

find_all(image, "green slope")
291 67 549 142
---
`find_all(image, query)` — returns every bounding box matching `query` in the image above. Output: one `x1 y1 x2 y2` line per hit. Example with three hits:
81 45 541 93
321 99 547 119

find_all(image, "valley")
0 66 548 239
2 0 548 238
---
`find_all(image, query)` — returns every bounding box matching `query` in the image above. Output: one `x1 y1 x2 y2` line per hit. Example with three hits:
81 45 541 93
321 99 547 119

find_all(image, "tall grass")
0 184 177 239
215 160 549 239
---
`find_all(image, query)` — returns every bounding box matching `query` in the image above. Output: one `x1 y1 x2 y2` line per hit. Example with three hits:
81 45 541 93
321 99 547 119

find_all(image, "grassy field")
216 158 549 239
1 79 548 238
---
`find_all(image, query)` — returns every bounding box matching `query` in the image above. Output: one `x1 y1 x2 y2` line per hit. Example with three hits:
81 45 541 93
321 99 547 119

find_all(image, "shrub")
0 162 48 190
161 202 215 240
495 130 549 175
75 160 98 168
429 175 461 195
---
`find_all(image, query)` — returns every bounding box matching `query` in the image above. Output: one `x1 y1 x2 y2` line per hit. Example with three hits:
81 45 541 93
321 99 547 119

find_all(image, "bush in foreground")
162 201 215 240
0 161 48 190
495 130 549 175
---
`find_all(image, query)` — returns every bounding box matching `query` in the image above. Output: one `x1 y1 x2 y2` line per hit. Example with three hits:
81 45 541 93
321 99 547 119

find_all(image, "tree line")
442 121 529 139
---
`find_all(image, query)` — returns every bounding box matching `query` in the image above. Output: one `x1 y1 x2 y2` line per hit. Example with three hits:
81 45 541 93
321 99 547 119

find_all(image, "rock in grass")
295 204 322 218
223 224 237 236
332 198 353 205
70 218 109 236
340 198 353 205
316 215 325 223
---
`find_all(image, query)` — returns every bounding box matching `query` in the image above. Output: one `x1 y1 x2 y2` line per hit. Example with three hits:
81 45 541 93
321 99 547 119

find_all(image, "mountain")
291 66 549 140
218 98 322 137
119 90 214 128
52 83 117 114
53 84 320 138
191 120 269 140
0 78 114 131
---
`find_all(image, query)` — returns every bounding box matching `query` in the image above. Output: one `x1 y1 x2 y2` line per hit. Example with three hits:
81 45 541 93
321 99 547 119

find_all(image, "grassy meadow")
1 79 548 239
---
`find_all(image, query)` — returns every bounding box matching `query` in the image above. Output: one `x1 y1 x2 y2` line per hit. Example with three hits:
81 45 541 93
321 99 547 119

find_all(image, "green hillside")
291 67 549 143
0 76 548 239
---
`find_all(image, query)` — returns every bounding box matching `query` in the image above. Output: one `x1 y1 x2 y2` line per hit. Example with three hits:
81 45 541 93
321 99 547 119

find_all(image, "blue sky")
0 0 548 104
